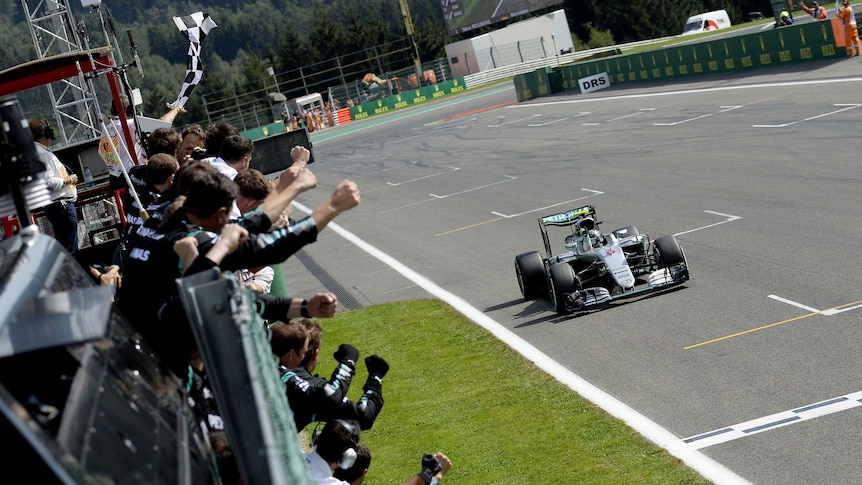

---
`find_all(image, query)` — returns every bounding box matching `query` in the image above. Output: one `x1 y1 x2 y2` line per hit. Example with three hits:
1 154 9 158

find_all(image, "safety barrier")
515 21 843 101
348 78 467 120
335 107 352 125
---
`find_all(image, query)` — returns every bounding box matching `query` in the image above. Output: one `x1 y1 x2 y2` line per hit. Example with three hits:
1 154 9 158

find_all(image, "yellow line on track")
685 298 862 350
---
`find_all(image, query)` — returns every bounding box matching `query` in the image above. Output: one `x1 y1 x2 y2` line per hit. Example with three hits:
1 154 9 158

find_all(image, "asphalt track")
285 56 862 484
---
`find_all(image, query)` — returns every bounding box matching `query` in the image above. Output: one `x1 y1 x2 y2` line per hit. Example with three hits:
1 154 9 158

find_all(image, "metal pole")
552 33 560 68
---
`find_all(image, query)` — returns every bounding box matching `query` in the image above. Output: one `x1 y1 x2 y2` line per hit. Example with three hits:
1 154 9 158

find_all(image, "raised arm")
309 180 360 233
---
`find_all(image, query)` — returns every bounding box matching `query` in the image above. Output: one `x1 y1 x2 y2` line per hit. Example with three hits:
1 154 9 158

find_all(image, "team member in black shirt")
116 163 359 374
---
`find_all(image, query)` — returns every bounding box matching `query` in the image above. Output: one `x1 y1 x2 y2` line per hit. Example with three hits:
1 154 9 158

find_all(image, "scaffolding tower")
20 0 105 146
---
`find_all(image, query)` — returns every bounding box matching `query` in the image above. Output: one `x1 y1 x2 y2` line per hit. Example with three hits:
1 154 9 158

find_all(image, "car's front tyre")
549 263 579 314
653 235 687 267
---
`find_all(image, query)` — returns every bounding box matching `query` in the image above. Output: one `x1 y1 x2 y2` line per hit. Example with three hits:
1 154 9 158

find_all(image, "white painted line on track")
683 390 862 450
489 114 541 127
654 106 742 126
753 103 862 127
528 117 569 127
674 210 742 237
768 294 822 313
584 109 652 125
429 175 517 198
290 200 752 485
387 166 460 186
491 188 604 218
768 294 862 316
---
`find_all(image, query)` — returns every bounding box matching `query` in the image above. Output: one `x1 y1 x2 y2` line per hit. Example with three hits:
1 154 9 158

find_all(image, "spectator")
837 0 861 56
119 153 180 266
209 134 254 180
174 228 340 323
146 127 181 157
801 1 826 19
232 167 270 219
203 122 239 159
29 117 78 254
234 168 275 292
276 319 387 431
179 124 206 163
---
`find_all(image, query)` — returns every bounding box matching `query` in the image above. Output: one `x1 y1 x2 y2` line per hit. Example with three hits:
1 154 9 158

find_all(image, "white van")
681 10 731 36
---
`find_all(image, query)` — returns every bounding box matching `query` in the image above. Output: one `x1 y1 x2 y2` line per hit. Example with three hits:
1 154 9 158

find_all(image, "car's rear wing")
537 205 597 256
539 205 596 227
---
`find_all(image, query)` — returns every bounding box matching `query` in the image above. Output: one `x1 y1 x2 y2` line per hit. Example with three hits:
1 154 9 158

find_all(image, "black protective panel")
249 128 315 177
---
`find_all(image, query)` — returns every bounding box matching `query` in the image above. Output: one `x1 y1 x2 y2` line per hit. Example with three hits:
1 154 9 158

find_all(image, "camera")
418 453 441 483
190 147 208 160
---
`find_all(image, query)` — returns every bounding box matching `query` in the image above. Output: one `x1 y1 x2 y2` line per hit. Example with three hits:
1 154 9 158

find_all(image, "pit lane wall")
348 78 467 120
514 21 842 101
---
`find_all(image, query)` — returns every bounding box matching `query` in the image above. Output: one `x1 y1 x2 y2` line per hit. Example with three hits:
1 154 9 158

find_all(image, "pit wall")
515 20 844 102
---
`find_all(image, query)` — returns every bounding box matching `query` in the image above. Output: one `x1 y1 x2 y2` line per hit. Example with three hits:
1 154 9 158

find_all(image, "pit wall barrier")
349 78 467 121
515 20 843 102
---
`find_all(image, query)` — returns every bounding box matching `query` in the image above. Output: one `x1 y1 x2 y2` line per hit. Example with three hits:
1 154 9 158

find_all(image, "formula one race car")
515 205 690 314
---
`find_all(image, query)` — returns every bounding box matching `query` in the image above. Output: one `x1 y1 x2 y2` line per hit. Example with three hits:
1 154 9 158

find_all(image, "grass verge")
308 299 710 484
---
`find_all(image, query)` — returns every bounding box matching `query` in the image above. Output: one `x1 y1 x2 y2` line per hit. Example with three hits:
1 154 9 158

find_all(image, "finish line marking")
683 391 862 449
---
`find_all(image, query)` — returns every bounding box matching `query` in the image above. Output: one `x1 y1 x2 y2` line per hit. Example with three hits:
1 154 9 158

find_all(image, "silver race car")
515 205 690 314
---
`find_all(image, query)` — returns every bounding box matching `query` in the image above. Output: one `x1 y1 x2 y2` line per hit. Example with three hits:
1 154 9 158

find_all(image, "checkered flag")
168 12 218 109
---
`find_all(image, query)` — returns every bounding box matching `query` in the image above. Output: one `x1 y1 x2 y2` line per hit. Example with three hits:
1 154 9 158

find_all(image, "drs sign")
578 72 610 94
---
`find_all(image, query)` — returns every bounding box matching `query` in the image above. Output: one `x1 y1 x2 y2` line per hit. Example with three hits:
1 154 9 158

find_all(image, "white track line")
683 391 862 449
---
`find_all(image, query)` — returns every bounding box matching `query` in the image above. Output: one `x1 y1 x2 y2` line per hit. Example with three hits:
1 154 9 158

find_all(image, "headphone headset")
43 119 55 141
311 419 359 469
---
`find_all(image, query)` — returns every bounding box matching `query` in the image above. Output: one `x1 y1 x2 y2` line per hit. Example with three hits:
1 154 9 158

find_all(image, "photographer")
307 420 452 485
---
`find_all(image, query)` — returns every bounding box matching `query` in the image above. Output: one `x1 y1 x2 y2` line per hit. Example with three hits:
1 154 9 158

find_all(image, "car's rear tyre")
653 235 686 267
612 225 639 239
515 251 546 299
549 263 579 313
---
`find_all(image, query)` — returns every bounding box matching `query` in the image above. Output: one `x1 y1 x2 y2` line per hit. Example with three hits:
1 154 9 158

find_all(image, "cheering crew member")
116 164 359 375
273 320 388 432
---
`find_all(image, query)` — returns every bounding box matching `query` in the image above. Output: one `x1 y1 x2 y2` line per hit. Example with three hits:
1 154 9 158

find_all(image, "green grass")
309 299 710 484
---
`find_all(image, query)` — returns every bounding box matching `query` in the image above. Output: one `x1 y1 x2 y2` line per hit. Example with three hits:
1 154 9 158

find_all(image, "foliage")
319 299 711 484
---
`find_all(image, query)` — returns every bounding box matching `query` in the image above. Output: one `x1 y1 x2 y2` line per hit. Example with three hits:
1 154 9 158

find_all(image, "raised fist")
364 354 389 378
333 343 359 366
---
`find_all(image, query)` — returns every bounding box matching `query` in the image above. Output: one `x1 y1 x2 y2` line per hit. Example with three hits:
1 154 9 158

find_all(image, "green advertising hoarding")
555 21 840 94
349 78 467 120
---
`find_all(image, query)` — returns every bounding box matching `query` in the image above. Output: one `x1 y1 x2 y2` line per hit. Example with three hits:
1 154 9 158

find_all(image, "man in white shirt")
29 118 79 254
305 420 362 485
208 134 253 181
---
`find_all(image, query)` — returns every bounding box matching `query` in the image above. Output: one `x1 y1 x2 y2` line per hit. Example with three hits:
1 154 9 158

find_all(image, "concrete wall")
445 9 574 78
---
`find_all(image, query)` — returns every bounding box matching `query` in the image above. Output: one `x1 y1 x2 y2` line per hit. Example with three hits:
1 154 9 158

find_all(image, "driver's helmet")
587 229 603 246
577 216 596 234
